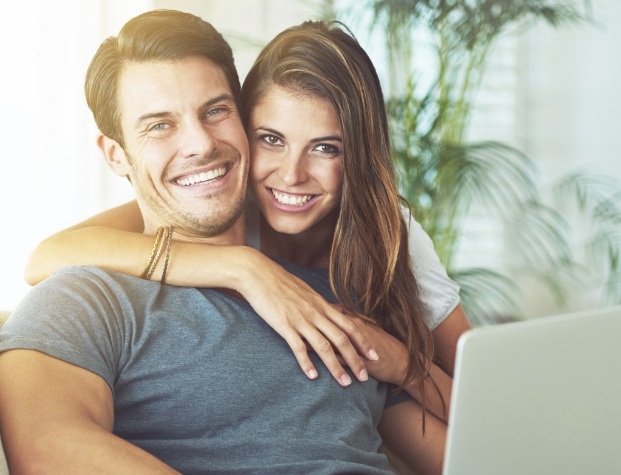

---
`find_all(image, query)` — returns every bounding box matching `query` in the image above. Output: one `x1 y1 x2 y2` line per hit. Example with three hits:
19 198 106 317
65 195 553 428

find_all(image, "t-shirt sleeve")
402 206 461 330
384 384 412 408
0 267 124 393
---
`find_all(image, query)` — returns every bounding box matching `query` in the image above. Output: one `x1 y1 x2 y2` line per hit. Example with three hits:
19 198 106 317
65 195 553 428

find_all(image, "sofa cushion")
0 311 9 328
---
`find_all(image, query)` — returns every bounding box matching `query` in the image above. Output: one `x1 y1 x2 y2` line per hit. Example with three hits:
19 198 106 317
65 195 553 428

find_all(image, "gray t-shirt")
1 261 400 474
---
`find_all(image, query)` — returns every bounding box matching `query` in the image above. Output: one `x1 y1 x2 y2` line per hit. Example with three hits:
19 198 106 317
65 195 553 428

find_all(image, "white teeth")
177 166 226 186
271 189 313 206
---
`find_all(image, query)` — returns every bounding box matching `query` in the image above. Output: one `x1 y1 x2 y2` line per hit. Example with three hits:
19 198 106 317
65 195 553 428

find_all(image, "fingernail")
341 374 352 386
368 349 379 360
308 369 318 379
359 369 368 381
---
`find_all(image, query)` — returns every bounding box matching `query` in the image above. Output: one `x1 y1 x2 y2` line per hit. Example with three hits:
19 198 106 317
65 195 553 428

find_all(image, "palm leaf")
450 267 520 325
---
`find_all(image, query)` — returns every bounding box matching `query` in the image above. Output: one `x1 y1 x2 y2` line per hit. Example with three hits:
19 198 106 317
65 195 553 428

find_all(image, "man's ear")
97 134 132 177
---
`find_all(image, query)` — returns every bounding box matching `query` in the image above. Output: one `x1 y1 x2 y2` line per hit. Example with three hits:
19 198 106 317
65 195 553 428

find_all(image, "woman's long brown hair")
241 21 437 407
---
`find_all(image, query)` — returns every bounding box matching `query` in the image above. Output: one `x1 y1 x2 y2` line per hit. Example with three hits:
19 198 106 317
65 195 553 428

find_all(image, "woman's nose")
278 153 307 186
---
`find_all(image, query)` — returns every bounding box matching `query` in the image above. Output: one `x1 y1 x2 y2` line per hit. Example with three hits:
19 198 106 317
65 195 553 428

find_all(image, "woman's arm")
379 400 447 475
25 201 376 387
349 316 451 423
402 208 471 375
432 304 471 376
25 201 145 284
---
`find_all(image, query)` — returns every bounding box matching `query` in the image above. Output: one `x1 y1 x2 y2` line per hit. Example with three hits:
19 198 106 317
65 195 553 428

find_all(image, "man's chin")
175 205 245 241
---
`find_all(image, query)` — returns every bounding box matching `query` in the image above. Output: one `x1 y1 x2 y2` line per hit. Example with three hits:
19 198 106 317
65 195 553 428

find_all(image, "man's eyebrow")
134 94 237 130
204 93 236 108
134 111 171 130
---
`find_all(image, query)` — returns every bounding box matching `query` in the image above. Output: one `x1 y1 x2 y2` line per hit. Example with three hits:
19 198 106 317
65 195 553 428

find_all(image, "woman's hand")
236 247 378 387
343 315 453 422
340 315 408 385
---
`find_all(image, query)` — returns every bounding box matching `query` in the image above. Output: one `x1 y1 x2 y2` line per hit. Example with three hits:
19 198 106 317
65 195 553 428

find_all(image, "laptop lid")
443 305 621 475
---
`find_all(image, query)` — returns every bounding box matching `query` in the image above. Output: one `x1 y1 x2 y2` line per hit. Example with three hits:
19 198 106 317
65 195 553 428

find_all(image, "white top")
244 200 460 330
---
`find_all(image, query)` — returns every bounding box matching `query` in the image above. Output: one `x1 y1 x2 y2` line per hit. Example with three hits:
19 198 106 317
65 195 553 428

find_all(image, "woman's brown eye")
261 135 281 145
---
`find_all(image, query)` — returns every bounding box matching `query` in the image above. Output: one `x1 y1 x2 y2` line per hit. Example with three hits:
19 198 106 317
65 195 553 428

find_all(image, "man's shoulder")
48 265 144 286
31 265 158 303
7 266 170 334
274 259 334 302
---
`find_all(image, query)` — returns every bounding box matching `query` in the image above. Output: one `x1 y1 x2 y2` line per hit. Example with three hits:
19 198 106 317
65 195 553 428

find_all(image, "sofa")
0 311 9 474
0 441 5 475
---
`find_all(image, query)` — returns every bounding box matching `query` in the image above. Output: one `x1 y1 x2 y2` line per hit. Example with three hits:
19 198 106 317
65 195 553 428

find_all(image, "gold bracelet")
142 226 166 280
160 226 173 284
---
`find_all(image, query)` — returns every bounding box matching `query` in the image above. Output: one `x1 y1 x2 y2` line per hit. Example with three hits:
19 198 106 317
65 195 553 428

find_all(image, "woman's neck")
259 213 337 269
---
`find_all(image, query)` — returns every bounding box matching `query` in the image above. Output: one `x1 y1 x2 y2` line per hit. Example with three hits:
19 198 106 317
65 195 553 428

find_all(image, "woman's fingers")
240 256 381 385
277 328 321 381
304 325 365 386
324 307 379 361
279 317 368 386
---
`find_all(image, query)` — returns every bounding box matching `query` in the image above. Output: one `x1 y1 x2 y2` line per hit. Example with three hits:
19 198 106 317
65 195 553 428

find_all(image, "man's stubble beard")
145 190 246 238
127 149 248 239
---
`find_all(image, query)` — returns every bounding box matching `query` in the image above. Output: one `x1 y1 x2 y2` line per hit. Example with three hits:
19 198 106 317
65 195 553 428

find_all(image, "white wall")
0 1 133 310
519 1 621 181
514 0 621 316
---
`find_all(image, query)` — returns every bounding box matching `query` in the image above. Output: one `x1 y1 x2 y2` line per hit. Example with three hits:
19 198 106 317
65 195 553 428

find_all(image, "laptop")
443 305 621 475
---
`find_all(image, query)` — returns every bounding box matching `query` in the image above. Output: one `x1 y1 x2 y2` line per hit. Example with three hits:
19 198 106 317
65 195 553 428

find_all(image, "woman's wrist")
226 246 268 295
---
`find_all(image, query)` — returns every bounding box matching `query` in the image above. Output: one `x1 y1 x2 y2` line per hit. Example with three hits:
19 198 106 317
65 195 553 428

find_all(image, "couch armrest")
0 312 11 473
0 311 9 328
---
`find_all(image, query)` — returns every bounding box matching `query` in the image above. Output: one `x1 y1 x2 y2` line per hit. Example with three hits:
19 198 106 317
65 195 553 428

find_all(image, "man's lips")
176 166 227 186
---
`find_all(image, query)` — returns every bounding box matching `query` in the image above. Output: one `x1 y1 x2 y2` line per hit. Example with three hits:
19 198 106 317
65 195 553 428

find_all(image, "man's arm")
0 350 179 475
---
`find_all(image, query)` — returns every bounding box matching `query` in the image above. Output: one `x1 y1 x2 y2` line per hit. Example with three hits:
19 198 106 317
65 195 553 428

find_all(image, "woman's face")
248 85 344 236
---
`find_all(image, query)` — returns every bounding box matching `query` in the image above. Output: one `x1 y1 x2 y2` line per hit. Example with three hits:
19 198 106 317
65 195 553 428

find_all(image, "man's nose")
179 120 216 158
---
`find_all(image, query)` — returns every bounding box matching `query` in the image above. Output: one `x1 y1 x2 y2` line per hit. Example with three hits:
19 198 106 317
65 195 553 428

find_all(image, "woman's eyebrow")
310 135 342 143
254 126 282 135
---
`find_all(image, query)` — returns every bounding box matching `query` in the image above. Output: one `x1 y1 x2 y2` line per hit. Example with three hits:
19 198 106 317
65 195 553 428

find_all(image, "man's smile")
176 166 228 186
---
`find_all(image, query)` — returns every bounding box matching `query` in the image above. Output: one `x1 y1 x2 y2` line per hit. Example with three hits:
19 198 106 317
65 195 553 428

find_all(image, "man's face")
108 56 249 241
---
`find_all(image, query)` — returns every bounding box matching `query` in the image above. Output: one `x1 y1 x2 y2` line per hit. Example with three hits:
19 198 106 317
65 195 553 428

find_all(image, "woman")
27 19 468 441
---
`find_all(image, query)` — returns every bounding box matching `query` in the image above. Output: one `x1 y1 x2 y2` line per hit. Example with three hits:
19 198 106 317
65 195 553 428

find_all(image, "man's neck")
143 216 247 247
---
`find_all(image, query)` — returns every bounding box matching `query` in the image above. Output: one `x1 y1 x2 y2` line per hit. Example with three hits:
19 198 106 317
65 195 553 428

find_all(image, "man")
0 10 438 474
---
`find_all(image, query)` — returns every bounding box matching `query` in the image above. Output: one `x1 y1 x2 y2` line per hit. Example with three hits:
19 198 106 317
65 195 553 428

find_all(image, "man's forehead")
118 57 233 116
119 56 228 89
